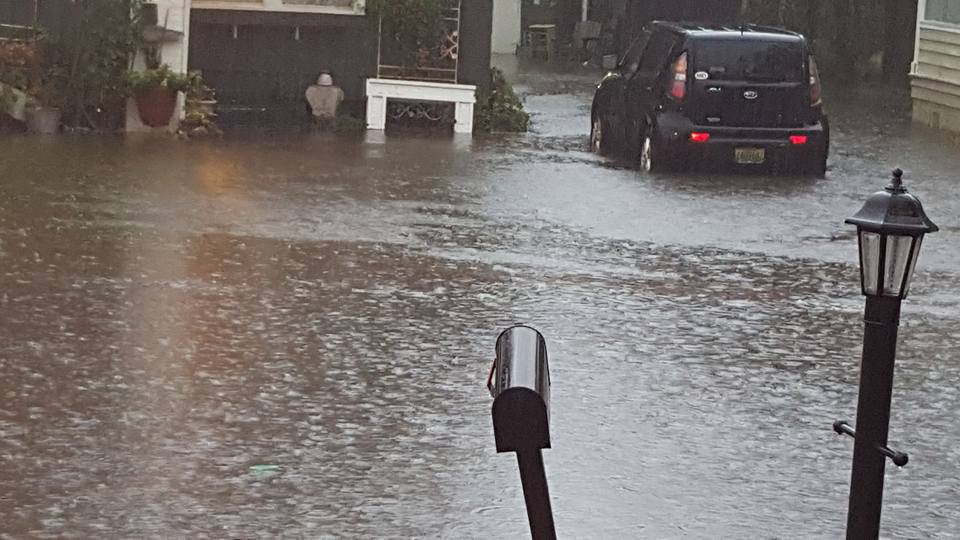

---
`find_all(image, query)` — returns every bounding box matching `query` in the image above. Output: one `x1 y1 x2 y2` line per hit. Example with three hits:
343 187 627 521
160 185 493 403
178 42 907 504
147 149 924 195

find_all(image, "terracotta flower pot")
135 87 178 127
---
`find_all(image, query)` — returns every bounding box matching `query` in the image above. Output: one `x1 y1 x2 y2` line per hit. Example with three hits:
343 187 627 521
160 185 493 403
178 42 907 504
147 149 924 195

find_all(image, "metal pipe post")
517 449 556 540
845 295 902 540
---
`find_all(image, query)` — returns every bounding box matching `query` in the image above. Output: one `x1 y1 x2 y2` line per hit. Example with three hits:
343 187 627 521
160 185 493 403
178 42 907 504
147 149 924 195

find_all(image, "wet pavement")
1 58 958 538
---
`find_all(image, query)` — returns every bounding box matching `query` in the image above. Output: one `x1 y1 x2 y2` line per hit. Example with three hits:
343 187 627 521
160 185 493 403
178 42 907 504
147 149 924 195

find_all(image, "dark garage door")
189 19 374 127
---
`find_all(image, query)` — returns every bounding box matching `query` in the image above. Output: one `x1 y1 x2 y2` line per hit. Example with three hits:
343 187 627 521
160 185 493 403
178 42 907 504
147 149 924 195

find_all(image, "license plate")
735 147 765 164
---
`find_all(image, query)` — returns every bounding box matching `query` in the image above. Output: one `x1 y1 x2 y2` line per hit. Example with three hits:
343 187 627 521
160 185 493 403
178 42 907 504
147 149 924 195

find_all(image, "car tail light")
809 56 822 106
690 132 710 143
669 52 688 101
790 135 808 145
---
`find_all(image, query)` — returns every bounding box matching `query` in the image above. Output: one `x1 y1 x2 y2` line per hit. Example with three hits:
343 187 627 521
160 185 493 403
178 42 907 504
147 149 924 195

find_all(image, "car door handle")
707 87 722 93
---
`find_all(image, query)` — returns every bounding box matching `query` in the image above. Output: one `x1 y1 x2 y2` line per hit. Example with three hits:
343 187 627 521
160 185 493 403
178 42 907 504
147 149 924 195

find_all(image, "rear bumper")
653 112 828 154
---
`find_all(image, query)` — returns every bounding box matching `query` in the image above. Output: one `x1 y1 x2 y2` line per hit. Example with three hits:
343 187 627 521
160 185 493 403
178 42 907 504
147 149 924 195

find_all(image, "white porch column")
126 0 191 133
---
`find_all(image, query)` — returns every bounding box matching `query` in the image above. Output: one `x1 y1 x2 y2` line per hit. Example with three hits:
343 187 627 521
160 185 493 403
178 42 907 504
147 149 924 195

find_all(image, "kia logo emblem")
744 90 759 100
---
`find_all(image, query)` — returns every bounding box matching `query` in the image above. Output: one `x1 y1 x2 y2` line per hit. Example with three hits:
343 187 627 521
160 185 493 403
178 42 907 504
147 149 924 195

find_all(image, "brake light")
790 135 808 145
669 52 688 101
809 56 822 106
690 132 710 143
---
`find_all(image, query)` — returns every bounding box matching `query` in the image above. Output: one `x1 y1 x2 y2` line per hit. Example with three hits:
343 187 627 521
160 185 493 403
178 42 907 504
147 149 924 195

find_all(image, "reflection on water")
1 83 958 538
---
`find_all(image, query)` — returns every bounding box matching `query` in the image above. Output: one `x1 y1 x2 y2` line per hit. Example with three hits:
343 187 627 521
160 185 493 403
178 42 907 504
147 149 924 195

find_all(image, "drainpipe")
581 0 588 22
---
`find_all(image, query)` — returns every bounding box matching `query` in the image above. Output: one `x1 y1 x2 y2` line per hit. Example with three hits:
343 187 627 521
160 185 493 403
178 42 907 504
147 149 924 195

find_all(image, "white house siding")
911 0 960 133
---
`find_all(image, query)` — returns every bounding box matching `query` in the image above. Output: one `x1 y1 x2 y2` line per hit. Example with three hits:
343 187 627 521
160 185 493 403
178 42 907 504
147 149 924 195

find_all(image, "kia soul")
590 22 829 176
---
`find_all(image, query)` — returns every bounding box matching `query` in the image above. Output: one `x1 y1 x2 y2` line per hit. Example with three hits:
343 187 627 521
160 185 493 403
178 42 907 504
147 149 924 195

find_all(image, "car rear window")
693 39 804 83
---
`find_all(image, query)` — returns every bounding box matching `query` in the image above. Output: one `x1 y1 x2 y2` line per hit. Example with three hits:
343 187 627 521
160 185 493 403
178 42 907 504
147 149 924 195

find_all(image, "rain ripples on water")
1 65 958 537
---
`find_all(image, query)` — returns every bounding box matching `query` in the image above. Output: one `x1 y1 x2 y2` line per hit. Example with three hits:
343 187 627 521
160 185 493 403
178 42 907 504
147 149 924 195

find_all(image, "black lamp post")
836 169 938 539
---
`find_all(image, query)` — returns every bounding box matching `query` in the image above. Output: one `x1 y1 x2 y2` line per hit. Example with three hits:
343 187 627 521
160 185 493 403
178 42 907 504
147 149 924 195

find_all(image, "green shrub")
475 68 529 133
0 83 15 112
179 109 222 139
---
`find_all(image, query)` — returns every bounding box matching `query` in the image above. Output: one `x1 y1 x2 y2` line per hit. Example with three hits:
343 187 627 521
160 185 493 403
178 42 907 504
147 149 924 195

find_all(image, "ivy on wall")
38 0 144 129
368 0 445 68
739 0 884 77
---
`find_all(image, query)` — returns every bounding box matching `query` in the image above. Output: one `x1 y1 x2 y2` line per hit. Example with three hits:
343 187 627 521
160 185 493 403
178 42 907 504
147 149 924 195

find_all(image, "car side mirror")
602 54 618 71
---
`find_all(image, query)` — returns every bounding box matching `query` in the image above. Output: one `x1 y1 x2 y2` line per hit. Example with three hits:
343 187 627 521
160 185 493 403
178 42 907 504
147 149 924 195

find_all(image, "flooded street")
1 62 958 538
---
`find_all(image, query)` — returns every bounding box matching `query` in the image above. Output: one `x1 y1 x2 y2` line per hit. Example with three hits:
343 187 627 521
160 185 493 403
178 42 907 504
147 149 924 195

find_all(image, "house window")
926 0 960 25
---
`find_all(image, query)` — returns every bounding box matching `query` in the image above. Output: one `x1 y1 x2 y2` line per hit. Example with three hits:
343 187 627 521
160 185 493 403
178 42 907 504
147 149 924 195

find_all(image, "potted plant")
127 64 198 128
183 71 217 117
179 73 222 138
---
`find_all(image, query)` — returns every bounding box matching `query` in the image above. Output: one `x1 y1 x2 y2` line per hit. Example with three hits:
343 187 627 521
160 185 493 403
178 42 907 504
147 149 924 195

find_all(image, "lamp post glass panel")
847 169 939 299
840 169 938 540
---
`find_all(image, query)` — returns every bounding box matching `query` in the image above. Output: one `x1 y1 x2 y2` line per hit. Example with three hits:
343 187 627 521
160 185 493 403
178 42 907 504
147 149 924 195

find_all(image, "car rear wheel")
639 134 673 173
590 113 611 155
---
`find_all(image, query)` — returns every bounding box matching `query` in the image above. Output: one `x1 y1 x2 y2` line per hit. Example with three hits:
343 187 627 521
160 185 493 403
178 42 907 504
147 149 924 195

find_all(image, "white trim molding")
919 21 960 34
912 0 926 74
192 0 365 15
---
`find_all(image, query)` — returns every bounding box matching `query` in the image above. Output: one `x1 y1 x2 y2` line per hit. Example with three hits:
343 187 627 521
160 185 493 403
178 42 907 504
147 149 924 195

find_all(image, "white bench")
366 78 477 134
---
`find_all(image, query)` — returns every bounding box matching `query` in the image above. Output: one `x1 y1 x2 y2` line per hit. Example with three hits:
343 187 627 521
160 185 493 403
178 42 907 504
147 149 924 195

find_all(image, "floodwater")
1 61 958 538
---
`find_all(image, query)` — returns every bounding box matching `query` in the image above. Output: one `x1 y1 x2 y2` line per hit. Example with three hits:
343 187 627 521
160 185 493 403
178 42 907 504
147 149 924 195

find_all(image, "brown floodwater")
0 65 958 538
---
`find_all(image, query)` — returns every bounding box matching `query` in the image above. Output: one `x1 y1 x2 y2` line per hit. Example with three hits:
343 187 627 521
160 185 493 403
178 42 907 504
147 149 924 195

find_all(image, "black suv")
590 22 829 176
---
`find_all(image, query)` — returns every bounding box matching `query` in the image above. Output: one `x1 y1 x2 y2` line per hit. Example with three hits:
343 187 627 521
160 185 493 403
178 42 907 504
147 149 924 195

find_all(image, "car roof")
652 21 805 43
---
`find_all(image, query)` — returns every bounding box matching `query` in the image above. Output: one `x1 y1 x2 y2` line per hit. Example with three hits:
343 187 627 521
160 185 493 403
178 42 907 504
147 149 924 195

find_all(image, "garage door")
189 20 371 127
